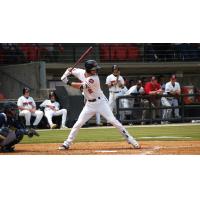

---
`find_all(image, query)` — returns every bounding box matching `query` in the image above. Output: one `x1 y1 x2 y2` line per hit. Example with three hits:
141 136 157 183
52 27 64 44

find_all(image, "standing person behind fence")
40 91 68 129
17 88 43 129
144 76 163 123
126 80 145 96
115 83 129 122
125 80 145 123
106 65 125 115
165 74 181 119
158 75 171 124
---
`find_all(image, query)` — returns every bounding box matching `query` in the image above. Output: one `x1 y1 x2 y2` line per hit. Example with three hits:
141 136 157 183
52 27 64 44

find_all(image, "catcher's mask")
3 102 18 117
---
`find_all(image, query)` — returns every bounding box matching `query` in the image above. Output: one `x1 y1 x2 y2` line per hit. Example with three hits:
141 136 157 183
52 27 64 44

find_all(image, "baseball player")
125 80 145 122
160 78 172 124
126 80 145 95
165 75 181 118
0 102 39 152
17 87 43 128
116 85 130 121
161 95 172 124
40 91 67 129
58 60 140 150
106 65 125 114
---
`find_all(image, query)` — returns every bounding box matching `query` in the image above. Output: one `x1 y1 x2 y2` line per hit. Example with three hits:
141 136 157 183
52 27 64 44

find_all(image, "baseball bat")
71 46 93 70
61 46 93 80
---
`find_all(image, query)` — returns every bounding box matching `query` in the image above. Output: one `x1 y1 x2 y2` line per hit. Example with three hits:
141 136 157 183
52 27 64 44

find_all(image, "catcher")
0 102 39 153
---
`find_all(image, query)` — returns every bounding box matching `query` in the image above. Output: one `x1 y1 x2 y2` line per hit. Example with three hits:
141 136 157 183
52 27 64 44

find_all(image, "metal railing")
116 93 200 124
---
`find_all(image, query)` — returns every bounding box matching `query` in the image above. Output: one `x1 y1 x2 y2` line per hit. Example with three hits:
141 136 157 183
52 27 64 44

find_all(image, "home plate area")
1 141 200 155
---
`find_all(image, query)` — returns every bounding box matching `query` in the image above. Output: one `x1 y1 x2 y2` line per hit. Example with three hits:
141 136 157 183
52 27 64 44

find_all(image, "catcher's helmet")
23 87 30 95
112 65 119 72
3 102 18 116
85 60 101 73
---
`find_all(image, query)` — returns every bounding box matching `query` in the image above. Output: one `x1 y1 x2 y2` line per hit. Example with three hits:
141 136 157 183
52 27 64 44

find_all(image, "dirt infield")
1 141 200 155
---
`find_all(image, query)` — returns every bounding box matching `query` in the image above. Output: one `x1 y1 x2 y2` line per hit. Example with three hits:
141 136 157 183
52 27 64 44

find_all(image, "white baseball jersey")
71 68 105 100
106 74 125 92
62 69 139 149
40 100 60 112
117 86 128 97
165 81 180 98
125 85 144 95
17 96 36 110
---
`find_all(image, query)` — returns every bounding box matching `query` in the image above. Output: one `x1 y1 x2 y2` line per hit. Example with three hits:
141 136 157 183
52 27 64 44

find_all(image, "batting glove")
61 68 72 81
61 76 69 84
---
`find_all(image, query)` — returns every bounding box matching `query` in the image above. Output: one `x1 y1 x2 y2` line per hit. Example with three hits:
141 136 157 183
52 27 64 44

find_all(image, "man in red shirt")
142 76 163 124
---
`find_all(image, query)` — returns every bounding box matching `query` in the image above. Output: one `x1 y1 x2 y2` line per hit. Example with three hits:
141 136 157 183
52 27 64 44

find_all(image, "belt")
88 97 101 102
110 91 120 93
166 97 174 100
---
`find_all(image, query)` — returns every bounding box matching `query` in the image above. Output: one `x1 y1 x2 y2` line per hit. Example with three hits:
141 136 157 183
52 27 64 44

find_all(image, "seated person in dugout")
17 87 43 129
40 91 67 129
0 102 39 153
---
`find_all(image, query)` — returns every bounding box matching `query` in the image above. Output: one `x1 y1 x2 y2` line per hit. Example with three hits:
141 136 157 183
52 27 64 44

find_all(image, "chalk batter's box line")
140 145 200 155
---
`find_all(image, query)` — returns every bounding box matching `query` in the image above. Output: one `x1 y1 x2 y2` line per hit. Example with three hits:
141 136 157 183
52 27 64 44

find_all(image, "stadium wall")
0 62 47 99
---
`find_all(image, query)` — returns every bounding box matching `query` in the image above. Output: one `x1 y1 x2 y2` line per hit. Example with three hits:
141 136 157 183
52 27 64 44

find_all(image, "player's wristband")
67 80 72 86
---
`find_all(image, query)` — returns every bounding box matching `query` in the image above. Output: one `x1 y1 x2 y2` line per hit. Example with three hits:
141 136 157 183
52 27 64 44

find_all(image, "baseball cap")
151 76 157 81
137 80 142 86
171 74 176 80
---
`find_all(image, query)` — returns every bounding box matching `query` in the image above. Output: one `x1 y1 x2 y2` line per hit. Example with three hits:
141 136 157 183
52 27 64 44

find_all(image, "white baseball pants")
96 113 101 125
119 98 131 121
19 110 43 126
108 92 118 113
63 98 136 146
161 97 172 120
45 109 67 126
168 98 180 117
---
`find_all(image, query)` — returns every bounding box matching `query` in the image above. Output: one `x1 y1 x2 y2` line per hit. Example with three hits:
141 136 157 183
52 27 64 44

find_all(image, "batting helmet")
112 65 119 72
23 87 30 95
85 60 101 73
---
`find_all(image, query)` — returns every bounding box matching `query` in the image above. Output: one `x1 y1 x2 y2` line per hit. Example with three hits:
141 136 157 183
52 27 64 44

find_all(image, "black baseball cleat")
0 146 15 153
58 144 69 150
32 125 38 129
33 130 40 137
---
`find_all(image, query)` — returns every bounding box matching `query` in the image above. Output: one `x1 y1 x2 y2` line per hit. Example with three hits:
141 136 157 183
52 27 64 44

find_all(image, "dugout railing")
116 93 200 124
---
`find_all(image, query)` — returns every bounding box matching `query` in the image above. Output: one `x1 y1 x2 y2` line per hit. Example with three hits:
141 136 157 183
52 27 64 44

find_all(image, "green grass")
20 124 200 144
